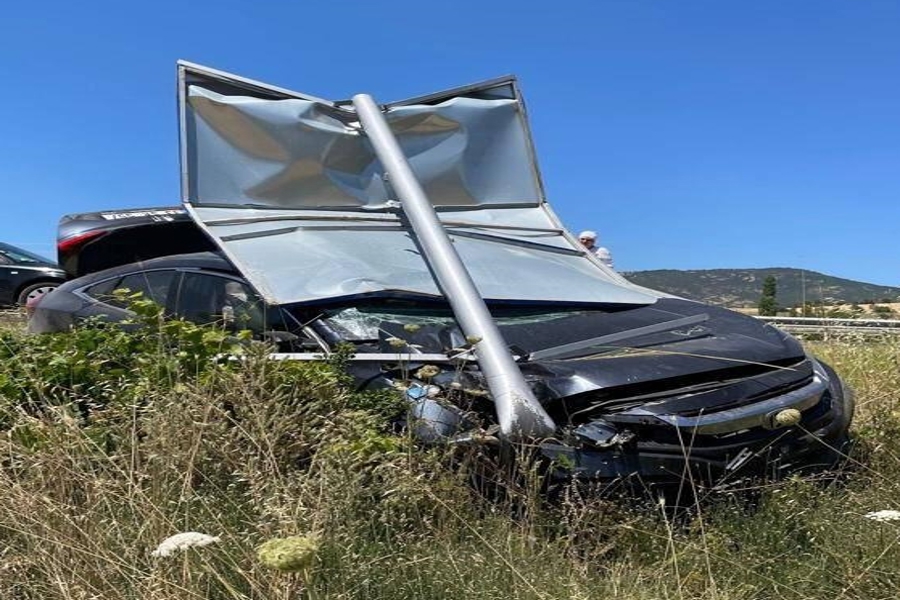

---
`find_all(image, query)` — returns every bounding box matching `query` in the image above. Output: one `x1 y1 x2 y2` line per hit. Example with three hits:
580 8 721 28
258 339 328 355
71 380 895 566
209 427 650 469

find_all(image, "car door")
173 271 268 334
77 269 182 323
0 253 14 305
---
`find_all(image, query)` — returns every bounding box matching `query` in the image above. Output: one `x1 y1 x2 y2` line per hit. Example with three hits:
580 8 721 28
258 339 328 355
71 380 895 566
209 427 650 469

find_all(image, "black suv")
0 242 66 307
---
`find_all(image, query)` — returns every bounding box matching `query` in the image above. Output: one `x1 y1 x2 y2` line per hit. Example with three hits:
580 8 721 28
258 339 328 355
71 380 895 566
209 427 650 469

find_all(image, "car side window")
0 248 36 264
175 273 266 333
83 270 179 310
83 277 122 302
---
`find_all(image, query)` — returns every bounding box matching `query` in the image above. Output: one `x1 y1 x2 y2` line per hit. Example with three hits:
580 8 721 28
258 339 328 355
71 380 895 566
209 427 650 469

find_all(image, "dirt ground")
0 309 26 331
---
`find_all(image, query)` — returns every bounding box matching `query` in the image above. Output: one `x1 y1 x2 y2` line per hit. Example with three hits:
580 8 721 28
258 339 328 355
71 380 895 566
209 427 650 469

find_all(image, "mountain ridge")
623 267 900 308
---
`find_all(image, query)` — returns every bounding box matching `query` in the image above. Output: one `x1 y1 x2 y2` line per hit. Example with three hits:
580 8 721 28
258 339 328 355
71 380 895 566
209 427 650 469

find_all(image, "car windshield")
320 302 586 343
0 243 54 265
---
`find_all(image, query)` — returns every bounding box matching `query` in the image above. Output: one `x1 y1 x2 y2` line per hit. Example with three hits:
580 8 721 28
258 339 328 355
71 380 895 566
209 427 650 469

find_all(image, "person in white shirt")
578 230 614 269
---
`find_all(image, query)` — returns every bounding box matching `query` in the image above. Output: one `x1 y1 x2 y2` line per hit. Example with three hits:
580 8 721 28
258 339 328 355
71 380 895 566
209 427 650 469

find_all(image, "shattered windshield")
323 305 584 342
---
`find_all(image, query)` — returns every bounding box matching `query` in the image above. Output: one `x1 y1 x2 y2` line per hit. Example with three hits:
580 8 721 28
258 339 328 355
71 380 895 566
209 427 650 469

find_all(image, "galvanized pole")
352 94 555 439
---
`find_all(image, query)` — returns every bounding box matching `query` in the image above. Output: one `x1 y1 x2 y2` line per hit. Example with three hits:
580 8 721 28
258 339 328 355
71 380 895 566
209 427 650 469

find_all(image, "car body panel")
57 207 211 278
29 252 235 331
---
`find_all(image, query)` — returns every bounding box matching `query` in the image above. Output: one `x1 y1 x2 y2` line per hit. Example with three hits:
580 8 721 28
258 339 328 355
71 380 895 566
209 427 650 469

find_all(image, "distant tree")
757 276 778 316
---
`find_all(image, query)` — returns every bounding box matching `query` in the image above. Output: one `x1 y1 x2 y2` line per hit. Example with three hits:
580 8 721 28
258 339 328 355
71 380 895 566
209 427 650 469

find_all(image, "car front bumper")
539 359 854 489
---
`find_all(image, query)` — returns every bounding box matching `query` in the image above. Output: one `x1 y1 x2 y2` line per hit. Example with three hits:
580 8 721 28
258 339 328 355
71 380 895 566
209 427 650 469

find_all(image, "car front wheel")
17 282 60 308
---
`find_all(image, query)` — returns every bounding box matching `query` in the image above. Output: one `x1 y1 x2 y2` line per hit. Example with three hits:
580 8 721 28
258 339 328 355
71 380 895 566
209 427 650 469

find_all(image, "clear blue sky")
2 0 898 285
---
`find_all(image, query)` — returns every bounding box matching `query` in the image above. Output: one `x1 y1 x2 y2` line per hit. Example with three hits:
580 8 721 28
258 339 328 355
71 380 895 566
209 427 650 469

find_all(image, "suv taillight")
57 229 108 255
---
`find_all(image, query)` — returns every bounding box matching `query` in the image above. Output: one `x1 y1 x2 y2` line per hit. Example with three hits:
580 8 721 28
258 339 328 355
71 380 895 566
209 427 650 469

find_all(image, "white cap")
578 230 597 240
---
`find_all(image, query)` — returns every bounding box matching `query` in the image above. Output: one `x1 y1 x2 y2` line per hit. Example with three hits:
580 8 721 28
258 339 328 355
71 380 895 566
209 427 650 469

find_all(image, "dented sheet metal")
189 204 655 305
185 87 540 208
179 62 656 307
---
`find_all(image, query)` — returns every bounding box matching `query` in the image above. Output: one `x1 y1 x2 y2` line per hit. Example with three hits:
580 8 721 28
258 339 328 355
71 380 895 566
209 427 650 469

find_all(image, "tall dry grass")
0 312 899 599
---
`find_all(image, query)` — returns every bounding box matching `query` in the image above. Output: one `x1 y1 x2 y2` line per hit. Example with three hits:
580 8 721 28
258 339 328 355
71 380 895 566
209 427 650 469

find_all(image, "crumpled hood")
378 297 806 404
511 298 806 398
504 299 804 395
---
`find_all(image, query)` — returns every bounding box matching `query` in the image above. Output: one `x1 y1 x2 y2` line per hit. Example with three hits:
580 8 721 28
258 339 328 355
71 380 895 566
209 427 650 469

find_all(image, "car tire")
17 282 60 307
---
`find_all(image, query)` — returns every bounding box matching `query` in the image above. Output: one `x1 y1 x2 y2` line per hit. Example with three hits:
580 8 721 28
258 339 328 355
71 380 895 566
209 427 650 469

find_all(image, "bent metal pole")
352 94 555 440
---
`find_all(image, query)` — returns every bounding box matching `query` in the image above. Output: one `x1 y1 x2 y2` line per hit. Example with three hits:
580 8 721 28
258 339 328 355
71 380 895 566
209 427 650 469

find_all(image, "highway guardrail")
756 316 900 336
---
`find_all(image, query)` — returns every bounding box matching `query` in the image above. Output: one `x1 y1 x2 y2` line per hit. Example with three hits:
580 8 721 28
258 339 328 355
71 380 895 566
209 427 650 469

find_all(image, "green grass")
0 312 899 599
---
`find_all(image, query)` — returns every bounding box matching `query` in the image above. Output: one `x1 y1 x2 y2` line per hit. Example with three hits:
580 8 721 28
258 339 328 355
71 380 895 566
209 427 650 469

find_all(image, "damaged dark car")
31 62 853 492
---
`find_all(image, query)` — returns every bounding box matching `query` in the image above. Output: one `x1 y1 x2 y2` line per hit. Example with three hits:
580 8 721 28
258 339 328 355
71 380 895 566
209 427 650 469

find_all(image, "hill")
623 267 900 308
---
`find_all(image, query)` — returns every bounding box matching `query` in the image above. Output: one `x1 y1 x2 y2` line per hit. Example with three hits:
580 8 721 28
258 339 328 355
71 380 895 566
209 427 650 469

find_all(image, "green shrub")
871 304 896 317
1 306 899 599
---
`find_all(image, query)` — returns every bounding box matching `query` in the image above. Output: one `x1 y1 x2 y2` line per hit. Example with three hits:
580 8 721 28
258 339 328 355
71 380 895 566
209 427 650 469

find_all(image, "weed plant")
0 305 898 599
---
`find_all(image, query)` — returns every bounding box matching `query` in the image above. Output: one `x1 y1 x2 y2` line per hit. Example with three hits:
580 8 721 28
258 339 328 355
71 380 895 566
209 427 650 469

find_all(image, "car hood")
516 300 806 403
373 297 807 407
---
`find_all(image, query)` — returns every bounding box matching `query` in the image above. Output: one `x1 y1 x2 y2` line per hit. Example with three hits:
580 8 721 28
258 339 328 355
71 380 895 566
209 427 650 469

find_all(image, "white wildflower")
385 337 406 349
151 532 221 557
864 510 900 522
463 387 490 397
414 365 441 380
773 408 802 427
